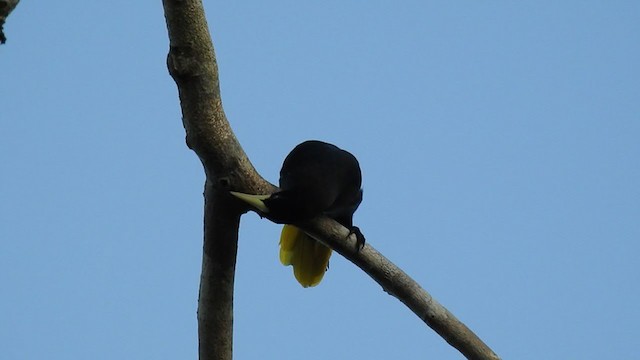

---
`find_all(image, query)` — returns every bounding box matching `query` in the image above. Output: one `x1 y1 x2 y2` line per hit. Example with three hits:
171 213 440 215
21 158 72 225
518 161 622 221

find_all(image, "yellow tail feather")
279 225 332 288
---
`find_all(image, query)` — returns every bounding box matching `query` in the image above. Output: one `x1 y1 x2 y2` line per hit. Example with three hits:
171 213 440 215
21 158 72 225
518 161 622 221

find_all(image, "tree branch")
0 0 19 44
300 217 501 360
162 1 500 359
196 180 241 360
162 1 269 360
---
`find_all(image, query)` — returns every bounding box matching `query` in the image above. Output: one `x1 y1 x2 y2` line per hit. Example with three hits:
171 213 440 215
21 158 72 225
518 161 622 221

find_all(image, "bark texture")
301 218 501 360
162 1 500 359
162 1 271 359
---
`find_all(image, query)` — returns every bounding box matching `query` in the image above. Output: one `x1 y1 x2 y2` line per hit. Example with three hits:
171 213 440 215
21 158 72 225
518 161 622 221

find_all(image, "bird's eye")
218 177 231 189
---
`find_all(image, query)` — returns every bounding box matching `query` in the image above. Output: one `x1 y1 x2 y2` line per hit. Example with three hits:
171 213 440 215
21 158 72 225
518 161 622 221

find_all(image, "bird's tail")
279 225 332 287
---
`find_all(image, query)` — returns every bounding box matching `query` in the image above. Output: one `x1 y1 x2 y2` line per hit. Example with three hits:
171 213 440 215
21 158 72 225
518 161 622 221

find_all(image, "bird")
230 140 365 287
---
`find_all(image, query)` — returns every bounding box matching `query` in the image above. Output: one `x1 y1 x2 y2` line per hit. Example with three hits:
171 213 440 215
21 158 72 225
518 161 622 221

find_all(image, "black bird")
231 140 365 287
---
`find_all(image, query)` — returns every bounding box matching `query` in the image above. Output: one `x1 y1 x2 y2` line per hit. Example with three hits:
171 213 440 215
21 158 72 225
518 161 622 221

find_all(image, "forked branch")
162 1 500 359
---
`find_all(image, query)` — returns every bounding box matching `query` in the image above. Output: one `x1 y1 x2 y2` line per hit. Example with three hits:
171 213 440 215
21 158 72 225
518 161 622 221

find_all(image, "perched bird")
231 140 365 287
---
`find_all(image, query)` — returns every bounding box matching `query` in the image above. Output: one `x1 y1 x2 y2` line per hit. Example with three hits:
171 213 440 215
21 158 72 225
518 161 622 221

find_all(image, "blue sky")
1 1 639 359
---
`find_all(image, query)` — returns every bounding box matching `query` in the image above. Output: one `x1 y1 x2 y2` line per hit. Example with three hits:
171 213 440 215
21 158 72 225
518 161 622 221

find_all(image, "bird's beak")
229 191 271 213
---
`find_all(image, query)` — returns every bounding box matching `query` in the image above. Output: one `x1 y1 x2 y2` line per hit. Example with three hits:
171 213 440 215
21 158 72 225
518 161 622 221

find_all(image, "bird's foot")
348 226 366 252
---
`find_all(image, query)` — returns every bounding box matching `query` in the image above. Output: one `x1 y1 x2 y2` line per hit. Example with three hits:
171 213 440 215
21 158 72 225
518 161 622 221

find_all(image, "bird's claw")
348 226 366 252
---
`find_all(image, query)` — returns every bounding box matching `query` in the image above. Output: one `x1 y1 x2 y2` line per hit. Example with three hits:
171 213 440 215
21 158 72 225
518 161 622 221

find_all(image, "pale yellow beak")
229 191 271 213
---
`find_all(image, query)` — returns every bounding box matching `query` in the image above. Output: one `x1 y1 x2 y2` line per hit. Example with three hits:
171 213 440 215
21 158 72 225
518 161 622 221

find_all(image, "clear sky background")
1 1 639 359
